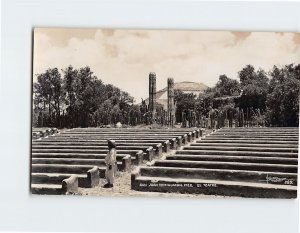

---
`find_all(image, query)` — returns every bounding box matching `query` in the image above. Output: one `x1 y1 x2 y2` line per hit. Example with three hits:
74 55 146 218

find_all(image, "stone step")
32 141 168 145
52 135 182 140
31 158 127 171
219 127 298 131
176 150 297 158
31 183 63 195
131 175 297 198
32 152 128 160
32 157 107 164
32 148 140 155
213 132 299 136
199 139 298 144
32 145 155 151
31 172 99 188
32 152 137 166
192 142 298 147
207 135 298 139
135 166 297 186
70 128 199 131
31 172 86 184
61 132 188 136
152 160 297 173
166 154 298 165
183 146 298 153
31 164 105 176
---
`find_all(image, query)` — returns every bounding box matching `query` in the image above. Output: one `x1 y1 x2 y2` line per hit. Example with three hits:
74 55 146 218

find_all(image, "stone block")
155 143 163 156
121 155 131 172
135 150 144 165
170 138 177 149
62 175 78 194
87 166 99 188
144 146 154 161
177 136 183 147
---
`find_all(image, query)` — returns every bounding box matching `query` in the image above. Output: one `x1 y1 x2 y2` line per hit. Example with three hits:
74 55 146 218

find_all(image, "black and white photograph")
31 28 299 198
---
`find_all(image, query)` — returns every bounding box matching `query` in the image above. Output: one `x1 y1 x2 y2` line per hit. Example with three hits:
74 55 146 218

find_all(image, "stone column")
149 72 156 123
167 78 175 127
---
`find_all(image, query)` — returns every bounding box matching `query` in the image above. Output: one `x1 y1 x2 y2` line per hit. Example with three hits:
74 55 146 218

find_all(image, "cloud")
33 29 300 102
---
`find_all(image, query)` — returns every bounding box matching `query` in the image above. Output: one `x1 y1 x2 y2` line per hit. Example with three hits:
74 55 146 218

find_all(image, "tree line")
33 66 135 128
175 64 300 127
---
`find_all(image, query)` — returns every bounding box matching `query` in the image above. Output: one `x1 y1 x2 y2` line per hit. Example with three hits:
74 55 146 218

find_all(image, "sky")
33 28 300 103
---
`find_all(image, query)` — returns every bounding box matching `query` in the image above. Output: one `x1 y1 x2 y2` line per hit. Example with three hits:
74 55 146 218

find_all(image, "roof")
142 81 209 109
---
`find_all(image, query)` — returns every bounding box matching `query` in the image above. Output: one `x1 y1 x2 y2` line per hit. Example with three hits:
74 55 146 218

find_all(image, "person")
104 139 117 188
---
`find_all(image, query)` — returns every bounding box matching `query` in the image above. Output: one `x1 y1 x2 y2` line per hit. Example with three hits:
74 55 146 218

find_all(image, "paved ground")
77 170 223 198
77 131 222 198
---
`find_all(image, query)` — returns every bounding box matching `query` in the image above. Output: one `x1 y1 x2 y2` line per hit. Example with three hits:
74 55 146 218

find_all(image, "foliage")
33 66 135 128
238 65 269 111
266 64 300 126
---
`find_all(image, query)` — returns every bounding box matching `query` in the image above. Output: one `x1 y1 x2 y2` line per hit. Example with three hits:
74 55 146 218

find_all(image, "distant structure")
167 78 175 126
144 81 208 110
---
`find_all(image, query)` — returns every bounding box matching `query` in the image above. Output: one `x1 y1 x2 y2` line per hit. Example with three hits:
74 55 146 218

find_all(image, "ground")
77 170 223 198
77 135 223 198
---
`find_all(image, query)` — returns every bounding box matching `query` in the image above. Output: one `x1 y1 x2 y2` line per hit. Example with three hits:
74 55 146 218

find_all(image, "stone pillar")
149 72 156 123
167 78 175 127
148 72 156 124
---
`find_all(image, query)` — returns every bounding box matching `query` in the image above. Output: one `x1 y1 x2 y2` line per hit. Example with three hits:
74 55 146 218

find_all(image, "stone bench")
182 145 298 153
32 151 141 165
190 142 299 148
32 164 101 187
175 149 298 158
32 155 131 172
131 166 298 187
131 168 297 198
151 159 298 173
165 154 298 165
198 139 299 144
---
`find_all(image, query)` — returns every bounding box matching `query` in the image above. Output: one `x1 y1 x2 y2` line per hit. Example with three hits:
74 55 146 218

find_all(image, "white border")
1 1 299 232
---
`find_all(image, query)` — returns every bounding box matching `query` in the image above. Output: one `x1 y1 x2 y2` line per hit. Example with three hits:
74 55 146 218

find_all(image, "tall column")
167 78 175 127
149 72 156 123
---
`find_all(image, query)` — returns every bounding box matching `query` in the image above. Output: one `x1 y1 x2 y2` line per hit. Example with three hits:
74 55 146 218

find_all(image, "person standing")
104 139 117 188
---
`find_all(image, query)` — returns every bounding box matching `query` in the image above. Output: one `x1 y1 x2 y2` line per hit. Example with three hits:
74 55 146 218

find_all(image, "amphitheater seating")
31 127 201 194
131 127 299 198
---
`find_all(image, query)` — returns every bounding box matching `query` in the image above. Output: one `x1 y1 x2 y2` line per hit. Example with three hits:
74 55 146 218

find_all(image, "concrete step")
32 145 152 150
31 183 63 195
32 158 126 171
199 139 298 144
192 142 299 148
31 172 85 184
183 146 298 153
131 175 297 198
32 152 127 159
32 152 137 167
135 166 297 186
52 136 182 140
32 141 167 146
213 133 299 137
166 154 298 165
207 135 298 139
32 148 139 155
152 160 297 173
31 172 99 188
31 164 105 176
176 150 298 158
32 158 107 166
219 127 298 131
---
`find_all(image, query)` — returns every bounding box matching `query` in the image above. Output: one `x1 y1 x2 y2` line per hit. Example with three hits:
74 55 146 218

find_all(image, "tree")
266 64 300 126
174 90 197 122
33 68 62 126
215 75 240 97
238 65 269 111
